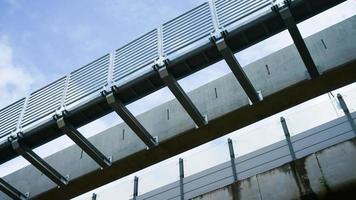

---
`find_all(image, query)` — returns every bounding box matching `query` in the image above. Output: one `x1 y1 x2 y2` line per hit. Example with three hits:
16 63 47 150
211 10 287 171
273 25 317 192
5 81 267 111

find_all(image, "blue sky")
0 0 205 106
1 0 355 108
0 0 356 199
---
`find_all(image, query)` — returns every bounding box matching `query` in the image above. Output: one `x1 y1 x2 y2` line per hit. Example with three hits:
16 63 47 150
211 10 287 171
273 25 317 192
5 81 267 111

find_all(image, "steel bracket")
54 114 112 168
157 66 207 127
9 135 69 187
275 4 319 78
0 178 28 200
105 88 158 148
213 37 262 104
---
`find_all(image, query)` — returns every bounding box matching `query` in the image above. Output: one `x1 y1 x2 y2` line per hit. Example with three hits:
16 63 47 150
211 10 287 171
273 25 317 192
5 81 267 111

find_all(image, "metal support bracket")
280 117 297 161
55 115 112 168
0 178 28 200
157 65 207 127
337 94 356 135
9 136 69 187
275 4 320 78
104 88 158 148
212 37 261 104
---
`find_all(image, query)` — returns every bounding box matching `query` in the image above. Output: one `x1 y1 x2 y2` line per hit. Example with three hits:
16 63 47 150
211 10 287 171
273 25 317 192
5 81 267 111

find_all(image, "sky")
0 0 356 199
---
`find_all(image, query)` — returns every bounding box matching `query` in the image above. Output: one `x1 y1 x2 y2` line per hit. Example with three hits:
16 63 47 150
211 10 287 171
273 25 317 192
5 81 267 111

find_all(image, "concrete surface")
126 112 355 200
191 139 356 200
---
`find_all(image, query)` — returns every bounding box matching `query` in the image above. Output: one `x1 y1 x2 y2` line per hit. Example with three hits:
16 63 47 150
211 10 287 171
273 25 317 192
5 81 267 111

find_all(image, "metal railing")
0 0 278 143
75 88 355 200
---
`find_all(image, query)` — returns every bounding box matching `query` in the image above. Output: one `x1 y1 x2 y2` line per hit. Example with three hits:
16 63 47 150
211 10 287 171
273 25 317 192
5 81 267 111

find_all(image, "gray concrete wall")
191 138 356 200
127 112 355 200
1 16 356 200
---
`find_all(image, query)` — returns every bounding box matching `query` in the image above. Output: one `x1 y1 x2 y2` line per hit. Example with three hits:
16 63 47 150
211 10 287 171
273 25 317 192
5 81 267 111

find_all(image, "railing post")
228 138 238 182
179 158 185 200
280 117 317 198
133 176 139 200
280 117 296 161
337 94 356 135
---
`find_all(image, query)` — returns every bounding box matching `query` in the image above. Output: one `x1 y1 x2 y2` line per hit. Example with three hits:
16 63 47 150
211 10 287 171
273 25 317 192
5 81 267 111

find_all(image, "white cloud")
0 36 43 108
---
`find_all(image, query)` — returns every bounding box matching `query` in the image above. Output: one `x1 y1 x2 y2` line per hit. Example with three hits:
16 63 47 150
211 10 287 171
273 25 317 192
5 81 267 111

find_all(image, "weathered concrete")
127 112 355 200
192 139 356 200
1 16 356 200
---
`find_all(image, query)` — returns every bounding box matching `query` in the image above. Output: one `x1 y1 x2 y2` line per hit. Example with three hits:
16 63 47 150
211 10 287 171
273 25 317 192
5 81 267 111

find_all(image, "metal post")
228 138 238 182
179 158 184 200
337 94 356 135
280 117 317 198
133 176 139 200
0 178 28 200
280 117 296 161
277 5 319 78
92 193 97 200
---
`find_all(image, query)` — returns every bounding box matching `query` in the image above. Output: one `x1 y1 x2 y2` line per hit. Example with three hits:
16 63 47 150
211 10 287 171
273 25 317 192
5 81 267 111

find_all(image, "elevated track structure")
0 0 355 199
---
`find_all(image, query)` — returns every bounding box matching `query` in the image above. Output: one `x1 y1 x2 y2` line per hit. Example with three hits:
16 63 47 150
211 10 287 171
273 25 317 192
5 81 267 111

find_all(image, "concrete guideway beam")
55 116 112 169
9 136 68 187
104 88 158 148
274 3 320 78
158 66 207 128
0 178 28 200
212 37 262 104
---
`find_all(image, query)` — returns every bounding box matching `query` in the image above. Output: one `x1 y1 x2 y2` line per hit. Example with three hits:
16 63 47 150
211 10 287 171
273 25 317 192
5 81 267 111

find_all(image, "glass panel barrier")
284 97 342 136
341 87 356 113
96 177 133 200
230 118 285 157
137 160 179 195
183 141 230 177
